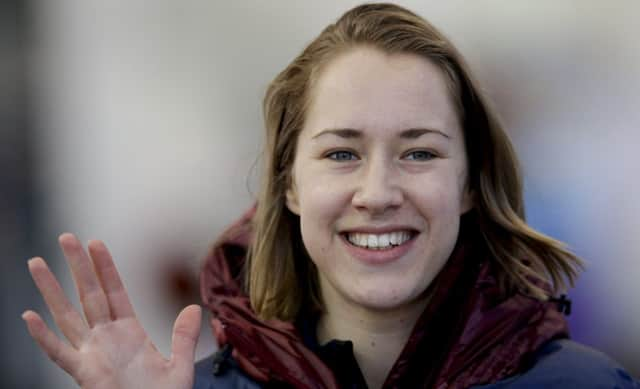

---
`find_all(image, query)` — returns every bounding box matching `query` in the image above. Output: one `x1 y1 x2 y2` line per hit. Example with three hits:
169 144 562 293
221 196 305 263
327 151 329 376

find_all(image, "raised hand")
23 233 201 389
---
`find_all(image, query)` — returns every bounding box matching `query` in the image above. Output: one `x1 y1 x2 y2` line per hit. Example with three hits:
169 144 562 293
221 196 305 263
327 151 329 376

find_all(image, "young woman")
23 3 638 388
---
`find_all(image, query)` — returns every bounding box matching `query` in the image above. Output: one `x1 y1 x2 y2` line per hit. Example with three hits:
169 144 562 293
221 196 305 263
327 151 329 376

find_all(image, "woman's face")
286 46 472 313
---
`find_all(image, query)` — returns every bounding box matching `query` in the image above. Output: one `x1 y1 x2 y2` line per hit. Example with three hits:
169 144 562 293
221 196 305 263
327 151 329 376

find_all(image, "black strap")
211 343 233 376
549 294 572 316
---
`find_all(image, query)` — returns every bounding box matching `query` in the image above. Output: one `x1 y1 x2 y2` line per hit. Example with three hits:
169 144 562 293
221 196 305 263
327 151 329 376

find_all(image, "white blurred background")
2 1 638 387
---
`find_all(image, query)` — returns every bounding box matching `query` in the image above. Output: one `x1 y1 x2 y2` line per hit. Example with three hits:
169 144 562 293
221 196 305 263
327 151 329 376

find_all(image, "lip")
339 231 418 265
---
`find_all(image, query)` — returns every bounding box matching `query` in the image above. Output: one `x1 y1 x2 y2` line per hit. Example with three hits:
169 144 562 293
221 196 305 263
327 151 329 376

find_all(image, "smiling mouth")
343 231 416 250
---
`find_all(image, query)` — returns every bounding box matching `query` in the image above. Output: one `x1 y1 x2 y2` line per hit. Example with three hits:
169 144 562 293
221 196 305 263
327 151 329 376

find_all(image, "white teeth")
346 231 413 249
368 234 378 247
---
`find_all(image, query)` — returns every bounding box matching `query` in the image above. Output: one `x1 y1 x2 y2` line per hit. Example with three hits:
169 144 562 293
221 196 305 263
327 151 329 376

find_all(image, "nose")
351 157 403 215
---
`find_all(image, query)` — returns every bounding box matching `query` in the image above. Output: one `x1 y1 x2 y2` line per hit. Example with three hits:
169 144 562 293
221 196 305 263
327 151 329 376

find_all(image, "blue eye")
405 150 436 161
327 150 358 161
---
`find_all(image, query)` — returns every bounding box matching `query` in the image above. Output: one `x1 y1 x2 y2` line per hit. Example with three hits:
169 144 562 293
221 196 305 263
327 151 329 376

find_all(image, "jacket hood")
200 206 569 388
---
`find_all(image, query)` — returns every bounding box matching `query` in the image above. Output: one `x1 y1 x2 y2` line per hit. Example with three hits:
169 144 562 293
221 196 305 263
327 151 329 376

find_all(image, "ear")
460 186 474 214
285 183 300 215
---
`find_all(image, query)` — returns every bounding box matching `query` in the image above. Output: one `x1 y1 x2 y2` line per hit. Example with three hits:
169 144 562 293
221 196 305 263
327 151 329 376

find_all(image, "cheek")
296 175 352 253
410 173 466 216
297 172 352 218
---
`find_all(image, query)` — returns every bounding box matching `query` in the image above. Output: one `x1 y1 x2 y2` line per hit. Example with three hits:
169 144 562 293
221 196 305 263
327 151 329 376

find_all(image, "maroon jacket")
200 207 569 388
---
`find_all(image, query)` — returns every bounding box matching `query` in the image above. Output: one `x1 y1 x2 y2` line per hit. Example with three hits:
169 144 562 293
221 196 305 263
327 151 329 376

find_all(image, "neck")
317 295 431 389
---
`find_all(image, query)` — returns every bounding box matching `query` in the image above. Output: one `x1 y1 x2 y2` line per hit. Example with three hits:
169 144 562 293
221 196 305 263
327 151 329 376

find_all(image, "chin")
348 283 426 312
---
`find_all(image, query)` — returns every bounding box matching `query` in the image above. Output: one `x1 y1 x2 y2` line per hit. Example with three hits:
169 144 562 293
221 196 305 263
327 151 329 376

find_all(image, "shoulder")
193 352 263 389
472 339 639 388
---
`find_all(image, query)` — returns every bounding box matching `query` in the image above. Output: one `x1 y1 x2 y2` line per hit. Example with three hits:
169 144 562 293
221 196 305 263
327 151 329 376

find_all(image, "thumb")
170 304 202 368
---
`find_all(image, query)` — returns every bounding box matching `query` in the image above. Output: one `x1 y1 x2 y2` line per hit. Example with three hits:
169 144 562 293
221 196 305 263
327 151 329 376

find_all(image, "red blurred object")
162 256 199 308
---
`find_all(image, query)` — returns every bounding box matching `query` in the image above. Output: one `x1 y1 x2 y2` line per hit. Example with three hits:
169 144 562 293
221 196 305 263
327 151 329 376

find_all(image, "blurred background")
2 0 638 387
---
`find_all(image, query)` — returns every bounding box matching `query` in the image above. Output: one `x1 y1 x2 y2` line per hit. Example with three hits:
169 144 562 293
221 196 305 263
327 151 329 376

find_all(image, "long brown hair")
247 3 583 321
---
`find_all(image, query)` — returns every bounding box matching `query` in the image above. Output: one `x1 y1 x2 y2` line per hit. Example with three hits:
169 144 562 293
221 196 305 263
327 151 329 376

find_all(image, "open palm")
23 233 201 389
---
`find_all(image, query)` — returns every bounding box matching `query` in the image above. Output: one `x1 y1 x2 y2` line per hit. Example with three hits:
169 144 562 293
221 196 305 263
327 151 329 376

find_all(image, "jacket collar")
200 206 569 388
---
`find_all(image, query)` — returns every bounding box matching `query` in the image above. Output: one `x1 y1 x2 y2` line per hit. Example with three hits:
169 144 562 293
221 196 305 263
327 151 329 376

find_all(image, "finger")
28 257 88 347
170 305 202 369
88 239 136 319
22 310 80 376
59 233 111 327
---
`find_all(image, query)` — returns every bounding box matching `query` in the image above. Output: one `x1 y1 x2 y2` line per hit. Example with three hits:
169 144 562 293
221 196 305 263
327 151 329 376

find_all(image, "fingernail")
58 232 77 244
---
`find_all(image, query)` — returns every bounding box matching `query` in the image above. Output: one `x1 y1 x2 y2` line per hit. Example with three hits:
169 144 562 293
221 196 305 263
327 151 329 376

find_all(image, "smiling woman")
23 3 639 389
285 48 472 325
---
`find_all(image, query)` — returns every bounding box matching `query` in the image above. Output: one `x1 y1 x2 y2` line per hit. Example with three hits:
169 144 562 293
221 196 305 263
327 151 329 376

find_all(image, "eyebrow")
310 127 451 140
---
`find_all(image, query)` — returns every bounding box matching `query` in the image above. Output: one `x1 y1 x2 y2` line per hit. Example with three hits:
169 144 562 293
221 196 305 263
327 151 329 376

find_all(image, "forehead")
303 46 461 138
